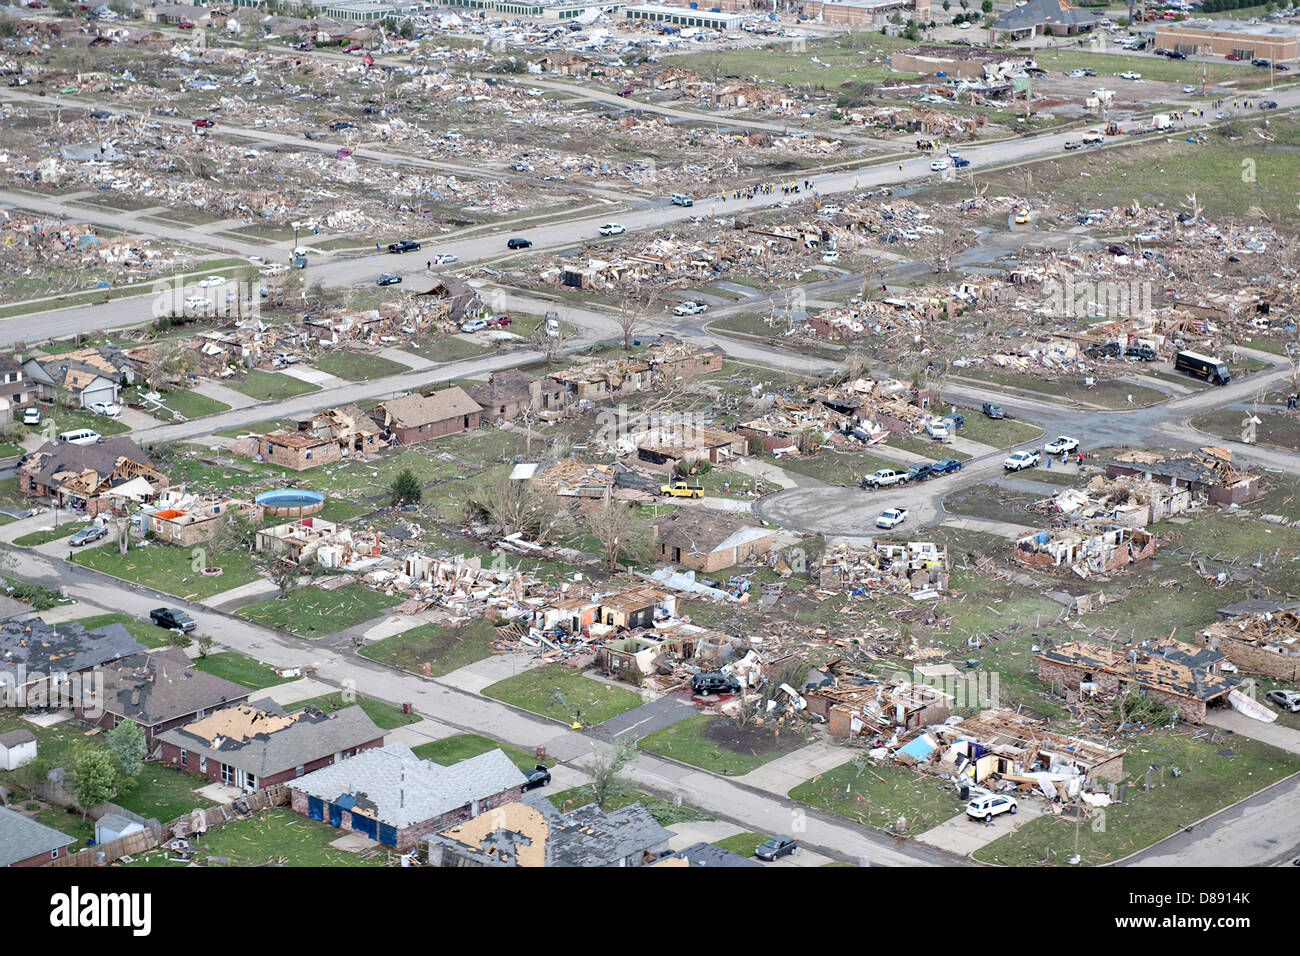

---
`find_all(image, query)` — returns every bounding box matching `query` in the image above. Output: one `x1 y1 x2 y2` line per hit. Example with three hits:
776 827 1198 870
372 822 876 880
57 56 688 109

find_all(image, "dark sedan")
932 458 964 475
376 273 403 286
522 765 551 791
755 836 797 861
905 462 934 482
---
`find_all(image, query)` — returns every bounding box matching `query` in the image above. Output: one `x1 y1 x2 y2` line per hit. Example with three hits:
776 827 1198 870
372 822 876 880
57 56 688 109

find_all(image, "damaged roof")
0 617 144 682
96 646 252 726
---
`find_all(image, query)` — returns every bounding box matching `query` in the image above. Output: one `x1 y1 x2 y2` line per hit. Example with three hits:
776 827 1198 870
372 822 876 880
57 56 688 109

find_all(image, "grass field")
311 352 411 381
952 369 1170 409
712 832 767 858
659 33 917 89
767 448 899 487
359 619 498 678
71 544 262 602
191 651 287 690
549 782 713 827
226 370 321 402
1034 48 1260 85
790 758 964 836
238 583 402 638
73 611 177 649
132 388 231 422
639 713 811 777
286 691 421 731
123 808 385 867
410 733 547 771
46 408 131 437
13 524 77 547
483 665 645 726
1193 408 1300 453
940 405 1044 447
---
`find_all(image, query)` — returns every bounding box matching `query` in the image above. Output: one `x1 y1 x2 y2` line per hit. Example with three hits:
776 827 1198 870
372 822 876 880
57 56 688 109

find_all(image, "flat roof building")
625 4 745 29
1154 18 1300 61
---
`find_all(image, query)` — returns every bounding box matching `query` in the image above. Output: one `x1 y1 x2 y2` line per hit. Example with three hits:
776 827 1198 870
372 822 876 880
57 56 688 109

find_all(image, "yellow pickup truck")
660 481 704 499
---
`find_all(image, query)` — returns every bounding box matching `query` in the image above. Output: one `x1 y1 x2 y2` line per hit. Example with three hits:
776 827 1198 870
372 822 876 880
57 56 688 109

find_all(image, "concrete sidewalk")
940 515 1040 540
915 803 1045 856
734 741 854 797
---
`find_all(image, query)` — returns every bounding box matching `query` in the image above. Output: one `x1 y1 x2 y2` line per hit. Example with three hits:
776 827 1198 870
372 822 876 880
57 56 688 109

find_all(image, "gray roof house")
0 618 144 698
288 742 528 851
0 806 76 867
993 0 1099 38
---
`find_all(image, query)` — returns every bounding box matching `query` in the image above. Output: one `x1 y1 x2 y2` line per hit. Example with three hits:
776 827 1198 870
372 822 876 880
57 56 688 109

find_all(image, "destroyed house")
906 708 1126 787
652 510 774 574
0 618 144 702
1200 610 1300 683
549 344 723 403
464 369 566 421
372 386 482 444
22 345 136 408
621 421 749 471
156 701 385 791
288 743 527 851
80 646 253 745
531 584 677 634
817 539 949 594
146 491 260 547
1036 638 1235 724
256 517 340 563
804 662 953 738
1013 525 1155 577
416 276 482 322
18 437 163 511
1035 475 1192 529
1107 447 1261 506
0 354 34 424
425 794 671 868
257 405 381 470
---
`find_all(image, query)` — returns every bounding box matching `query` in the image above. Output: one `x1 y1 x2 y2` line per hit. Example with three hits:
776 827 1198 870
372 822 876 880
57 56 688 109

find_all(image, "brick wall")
157 736 384 787
1201 634 1300 683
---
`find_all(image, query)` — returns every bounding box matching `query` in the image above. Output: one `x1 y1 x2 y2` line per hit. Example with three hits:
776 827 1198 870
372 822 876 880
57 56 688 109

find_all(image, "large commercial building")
624 4 746 29
1154 18 1300 61
802 0 930 27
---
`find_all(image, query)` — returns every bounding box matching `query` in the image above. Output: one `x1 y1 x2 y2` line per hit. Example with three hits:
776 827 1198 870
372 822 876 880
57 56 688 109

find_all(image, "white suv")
966 794 1018 822
598 223 626 236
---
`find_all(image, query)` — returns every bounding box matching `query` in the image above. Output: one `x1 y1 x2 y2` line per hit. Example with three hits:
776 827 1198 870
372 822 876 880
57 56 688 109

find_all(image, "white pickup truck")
876 508 909 530
861 469 908 489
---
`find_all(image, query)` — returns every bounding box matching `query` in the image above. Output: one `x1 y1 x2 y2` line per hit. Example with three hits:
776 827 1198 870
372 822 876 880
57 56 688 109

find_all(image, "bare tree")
588 743 634 809
467 471 562 543
615 288 659 351
531 314 570 365
587 500 652 570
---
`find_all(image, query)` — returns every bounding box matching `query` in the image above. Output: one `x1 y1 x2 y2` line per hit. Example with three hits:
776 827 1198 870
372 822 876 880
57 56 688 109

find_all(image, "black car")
1167 50 1186 59
1260 100 1279 110
1085 342 1122 359
905 462 934 483
692 671 741 696
1108 243 1131 257
521 764 551 791
953 156 970 168
1124 345 1157 361
388 240 421 253
1252 58 1270 67
329 120 357 131
376 273 402 286
932 457 964 475
982 402 1005 419
506 237 533 249
755 836 797 861
88 109 113 119
150 607 197 633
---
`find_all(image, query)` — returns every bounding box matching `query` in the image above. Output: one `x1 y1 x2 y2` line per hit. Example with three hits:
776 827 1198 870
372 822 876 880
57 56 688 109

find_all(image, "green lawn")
953 369 1169 410
549 782 713 827
659 32 916 89
191 651 287 690
483 665 645 726
1193 408 1300 454
639 714 811 777
410 733 548 771
359 619 497 678
0 443 24 458
71 544 262 602
1034 48 1261 86
226 370 320 402
238 583 402 637
311 352 410 381
888 433 971 462
939 406 1044 448
768 448 899 487
132 388 231 422
286 691 421 731
123 808 385 867
46 408 131 437
13 524 77 547
790 759 964 836
73 612 177 649
974 731 1300 866
713 832 767 858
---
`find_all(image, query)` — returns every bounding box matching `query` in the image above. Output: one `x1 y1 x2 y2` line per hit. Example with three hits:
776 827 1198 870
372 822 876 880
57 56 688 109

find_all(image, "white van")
670 193 694 207
58 429 102 445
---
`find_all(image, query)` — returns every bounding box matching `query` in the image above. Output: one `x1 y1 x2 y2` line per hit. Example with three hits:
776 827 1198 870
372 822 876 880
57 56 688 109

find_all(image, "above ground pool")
256 489 326 518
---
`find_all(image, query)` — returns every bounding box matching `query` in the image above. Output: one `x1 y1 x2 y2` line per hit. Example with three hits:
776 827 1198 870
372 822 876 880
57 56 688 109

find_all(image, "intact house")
0 354 35 426
156 700 385 792
652 510 774 574
287 742 528 852
144 489 261 547
0 806 75 867
18 437 167 515
0 728 38 770
255 405 383 471
0 618 145 709
464 370 568 422
22 345 137 409
371 386 482 445
424 793 672 868
77 646 252 746
992 0 1098 40
1036 637 1236 724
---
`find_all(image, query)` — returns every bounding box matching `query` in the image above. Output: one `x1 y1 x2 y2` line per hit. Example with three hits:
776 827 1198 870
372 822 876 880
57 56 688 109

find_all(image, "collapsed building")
803 660 954 738
816 539 950 595
1200 609 1300 683
1013 524 1156 578
251 406 383 471
1106 447 1262 507
144 489 261 548
1031 474 1194 529
547 343 723 404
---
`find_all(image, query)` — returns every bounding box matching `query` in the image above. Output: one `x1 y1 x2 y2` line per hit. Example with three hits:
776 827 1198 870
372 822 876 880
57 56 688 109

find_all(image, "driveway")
598 695 697 743
1205 708 1300 755
915 803 1046 856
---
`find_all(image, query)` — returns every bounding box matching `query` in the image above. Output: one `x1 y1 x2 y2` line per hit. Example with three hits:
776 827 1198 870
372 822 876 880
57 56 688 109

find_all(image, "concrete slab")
38 603 105 625
22 709 73 728
280 366 342 386
942 515 1041 540
734 741 855 796
1206 708 1300 755
192 379 261 410
438 653 540 694
915 803 1044 855
377 347 434 370
382 717 461 749
357 615 433 643
200 577 281 611
195 782 242 805
259 676 336 706
765 845 833 867
665 820 745 851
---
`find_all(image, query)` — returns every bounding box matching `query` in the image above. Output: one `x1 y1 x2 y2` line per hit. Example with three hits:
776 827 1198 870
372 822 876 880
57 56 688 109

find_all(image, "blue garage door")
328 803 343 827
307 797 324 822
378 823 397 847
351 814 377 840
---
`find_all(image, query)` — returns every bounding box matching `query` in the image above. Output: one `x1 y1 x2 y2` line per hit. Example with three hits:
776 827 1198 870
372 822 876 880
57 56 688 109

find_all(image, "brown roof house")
18 437 166 515
652 510 774 574
288 742 527 851
255 405 382 471
372 386 482 445
79 646 252 745
156 700 385 792
464 370 568 422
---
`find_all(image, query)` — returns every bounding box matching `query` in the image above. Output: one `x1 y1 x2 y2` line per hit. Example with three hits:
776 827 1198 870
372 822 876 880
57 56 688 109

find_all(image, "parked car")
1260 99 1279 110
1125 345 1157 361
598 223 626 236
521 765 551 791
876 507 909 530
924 419 949 441
22 407 40 426
932 457 964 475
1086 341 1122 359
952 155 970 168
192 117 214 128
388 239 421 254
982 402 1005 419
376 273 402 286
485 314 511 327
177 20 195 28
861 469 907 489
506 237 532 249
1182 85 1198 94
150 607 197 633
88 109 113 119
1167 50 1186 59
1014 210 1030 225
944 412 964 429
692 671 741 696
966 793 1017 822
1108 243 1131 257
821 250 840 264
1252 57 1270 67
673 301 708 316
69 523 109 547
905 462 934 483
197 275 226 289
1119 71 1142 80
343 43 362 54
616 86 633 97
660 481 704 498
432 253 458 264
754 836 797 861
89 401 122 418
1004 450 1041 471
1044 436 1079 455
1267 689 1300 712
1225 53 1242 60
929 157 950 171
460 318 489 333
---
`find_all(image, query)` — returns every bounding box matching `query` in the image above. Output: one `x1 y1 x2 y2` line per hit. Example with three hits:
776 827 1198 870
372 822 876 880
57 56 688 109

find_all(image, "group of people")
717 179 816 202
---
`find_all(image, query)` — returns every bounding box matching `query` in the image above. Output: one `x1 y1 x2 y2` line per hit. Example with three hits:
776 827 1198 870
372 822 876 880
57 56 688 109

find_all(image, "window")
221 763 234 785
246 774 256 789
180 749 187 766
199 756 207 773
52 849 59 860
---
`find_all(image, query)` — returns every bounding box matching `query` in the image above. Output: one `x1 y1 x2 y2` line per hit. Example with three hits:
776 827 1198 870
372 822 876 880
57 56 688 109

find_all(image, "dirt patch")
700 716 805 756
